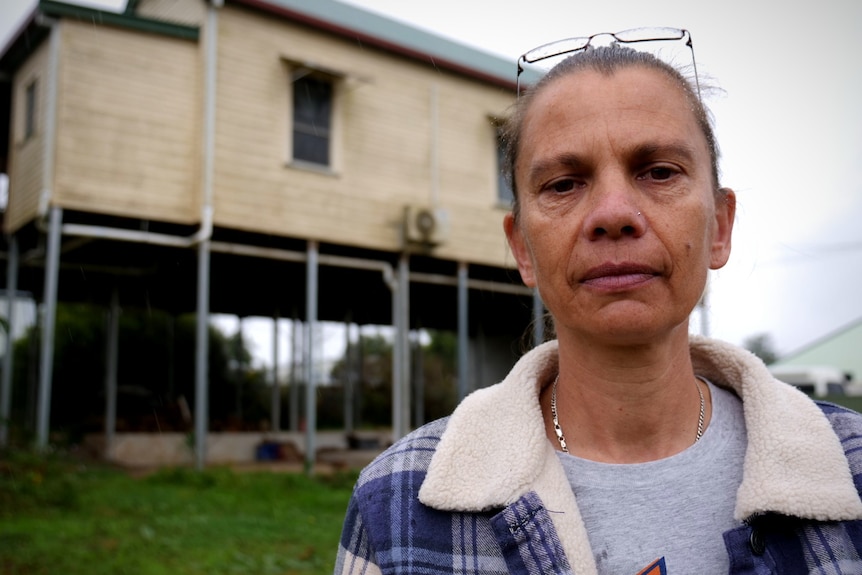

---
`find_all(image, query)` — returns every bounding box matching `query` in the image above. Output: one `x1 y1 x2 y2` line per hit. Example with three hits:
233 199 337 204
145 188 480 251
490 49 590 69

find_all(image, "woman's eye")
645 167 675 180
548 179 576 193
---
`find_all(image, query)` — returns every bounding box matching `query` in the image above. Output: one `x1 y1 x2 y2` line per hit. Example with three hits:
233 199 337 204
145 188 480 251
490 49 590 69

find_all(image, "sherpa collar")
419 336 862 523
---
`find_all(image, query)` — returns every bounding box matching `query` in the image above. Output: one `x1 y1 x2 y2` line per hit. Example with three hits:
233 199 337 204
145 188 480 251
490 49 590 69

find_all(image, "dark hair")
502 44 720 218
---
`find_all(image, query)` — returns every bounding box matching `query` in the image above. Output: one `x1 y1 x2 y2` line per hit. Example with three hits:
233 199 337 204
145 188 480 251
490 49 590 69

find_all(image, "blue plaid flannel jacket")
335 338 862 574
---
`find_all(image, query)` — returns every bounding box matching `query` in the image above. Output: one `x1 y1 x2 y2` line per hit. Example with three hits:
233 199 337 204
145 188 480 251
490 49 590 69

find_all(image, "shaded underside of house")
1 210 533 337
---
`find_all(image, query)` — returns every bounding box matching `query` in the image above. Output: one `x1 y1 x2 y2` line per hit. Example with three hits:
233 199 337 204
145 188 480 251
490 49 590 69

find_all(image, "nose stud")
637 211 641 216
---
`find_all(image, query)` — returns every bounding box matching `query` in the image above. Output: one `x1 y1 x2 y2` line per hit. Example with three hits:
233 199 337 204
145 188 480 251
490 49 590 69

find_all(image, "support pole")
271 313 280 432
194 239 211 470
356 327 364 430
304 241 318 474
457 262 469 401
413 331 424 427
391 279 402 441
0 235 19 446
194 0 219 470
391 255 411 441
36 207 62 450
289 315 299 432
104 289 119 460
398 255 410 437
235 318 244 423
343 319 354 435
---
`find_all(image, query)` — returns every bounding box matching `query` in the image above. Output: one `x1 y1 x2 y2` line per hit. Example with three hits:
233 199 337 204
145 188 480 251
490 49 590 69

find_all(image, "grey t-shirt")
557 380 747 574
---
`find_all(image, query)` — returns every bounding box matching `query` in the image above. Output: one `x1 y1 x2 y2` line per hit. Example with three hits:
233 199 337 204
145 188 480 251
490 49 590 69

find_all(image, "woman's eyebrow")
629 142 699 164
525 153 588 184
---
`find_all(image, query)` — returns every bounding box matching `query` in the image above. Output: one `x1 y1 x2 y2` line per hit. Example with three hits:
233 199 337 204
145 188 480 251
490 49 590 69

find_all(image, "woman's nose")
582 176 646 241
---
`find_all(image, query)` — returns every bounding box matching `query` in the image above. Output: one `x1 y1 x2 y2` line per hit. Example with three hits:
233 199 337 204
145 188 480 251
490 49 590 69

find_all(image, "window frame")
23 78 38 142
283 59 346 174
493 121 514 207
290 71 334 168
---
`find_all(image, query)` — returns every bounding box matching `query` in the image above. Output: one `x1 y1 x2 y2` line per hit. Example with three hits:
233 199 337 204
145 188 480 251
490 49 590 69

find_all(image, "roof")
0 0 199 74
232 0 517 89
1 0 519 90
773 316 862 381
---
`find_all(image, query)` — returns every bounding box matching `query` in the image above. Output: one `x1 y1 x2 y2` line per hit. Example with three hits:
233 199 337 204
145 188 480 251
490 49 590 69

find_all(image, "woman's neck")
545 329 712 463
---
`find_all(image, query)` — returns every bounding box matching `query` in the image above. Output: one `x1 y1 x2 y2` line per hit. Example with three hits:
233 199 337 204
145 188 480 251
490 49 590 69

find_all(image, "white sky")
2 0 861 365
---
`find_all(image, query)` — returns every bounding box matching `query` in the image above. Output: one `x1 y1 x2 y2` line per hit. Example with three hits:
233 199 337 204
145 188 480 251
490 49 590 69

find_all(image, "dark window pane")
496 128 513 203
292 75 332 165
294 77 332 127
293 132 330 165
25 81 37 140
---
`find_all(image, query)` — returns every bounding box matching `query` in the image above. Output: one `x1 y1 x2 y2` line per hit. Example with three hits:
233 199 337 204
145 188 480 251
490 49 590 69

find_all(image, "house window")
292 74 333 166
24 80 37 140
496 127 514 205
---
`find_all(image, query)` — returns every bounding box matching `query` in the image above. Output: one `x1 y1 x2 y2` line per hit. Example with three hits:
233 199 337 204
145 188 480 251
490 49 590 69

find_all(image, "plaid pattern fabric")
335 404 862 575
335 418 573 575
718 402 862 575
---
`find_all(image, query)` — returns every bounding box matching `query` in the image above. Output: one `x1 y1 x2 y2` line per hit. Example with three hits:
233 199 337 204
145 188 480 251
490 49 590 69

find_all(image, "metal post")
413 331 424 427
271 313 280 432
457 262 469 401
343 320 354 435
167 315 176 398
390 255 411 441
304 241 318 474
533 289 545 348
194 0 220 471
235 318 244 422
194 239 211 470
0 235 19 446
289 315 299 432
398 255 410 437
355 327 363 430
36 207 62 450
104 289 119 460
391 278 402 441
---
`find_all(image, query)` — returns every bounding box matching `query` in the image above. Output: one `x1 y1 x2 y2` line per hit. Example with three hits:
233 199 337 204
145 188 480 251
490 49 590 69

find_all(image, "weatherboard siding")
52 21 200 222
4 40 51 233
4 2 518 268
212 6 516 267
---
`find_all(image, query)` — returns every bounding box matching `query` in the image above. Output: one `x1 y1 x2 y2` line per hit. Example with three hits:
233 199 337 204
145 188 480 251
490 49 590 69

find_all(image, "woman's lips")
580 263 659 291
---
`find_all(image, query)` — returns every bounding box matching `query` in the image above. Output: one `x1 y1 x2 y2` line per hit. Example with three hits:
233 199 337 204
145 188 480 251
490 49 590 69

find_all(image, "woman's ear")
504 212 537 287
709 188 736 270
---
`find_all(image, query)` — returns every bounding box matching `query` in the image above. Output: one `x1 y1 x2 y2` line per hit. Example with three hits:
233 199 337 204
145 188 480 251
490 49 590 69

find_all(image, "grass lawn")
0 450 356 575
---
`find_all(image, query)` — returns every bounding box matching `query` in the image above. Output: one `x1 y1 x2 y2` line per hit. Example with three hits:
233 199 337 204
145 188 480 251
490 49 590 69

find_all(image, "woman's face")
504 66 735 346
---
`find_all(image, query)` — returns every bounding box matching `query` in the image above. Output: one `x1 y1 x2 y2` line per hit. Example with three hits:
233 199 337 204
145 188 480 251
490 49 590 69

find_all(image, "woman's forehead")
521 67 707 154
531 66 692 117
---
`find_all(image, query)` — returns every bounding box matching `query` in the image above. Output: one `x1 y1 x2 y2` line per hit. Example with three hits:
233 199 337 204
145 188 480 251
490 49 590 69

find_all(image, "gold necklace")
550 374 706 454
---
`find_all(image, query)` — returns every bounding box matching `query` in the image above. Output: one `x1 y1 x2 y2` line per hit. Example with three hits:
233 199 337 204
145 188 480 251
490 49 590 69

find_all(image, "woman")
335 33 862 575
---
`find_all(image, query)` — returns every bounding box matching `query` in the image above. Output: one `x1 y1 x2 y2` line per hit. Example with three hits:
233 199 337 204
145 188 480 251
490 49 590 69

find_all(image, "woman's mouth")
580 263 659 291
